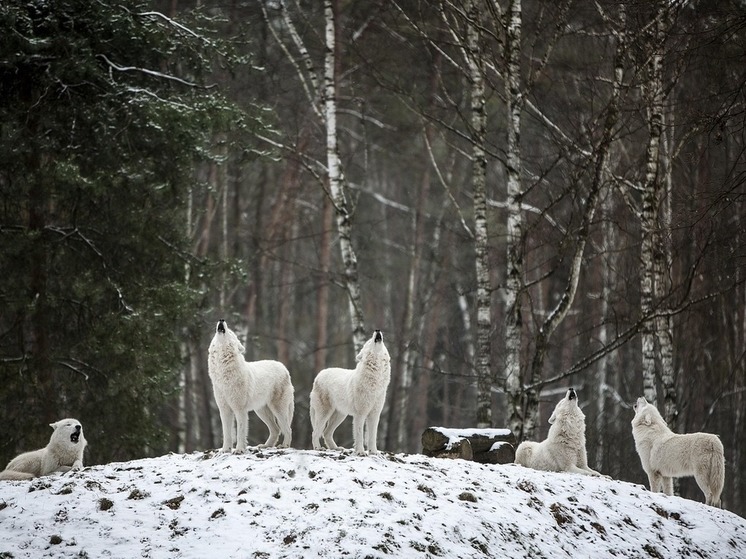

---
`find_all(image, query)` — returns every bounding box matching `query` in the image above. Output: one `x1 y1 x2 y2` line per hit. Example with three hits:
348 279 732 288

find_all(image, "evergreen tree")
0 0 242 464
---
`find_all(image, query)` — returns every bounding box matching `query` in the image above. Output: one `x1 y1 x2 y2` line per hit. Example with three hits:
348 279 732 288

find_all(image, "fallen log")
422 427 516 465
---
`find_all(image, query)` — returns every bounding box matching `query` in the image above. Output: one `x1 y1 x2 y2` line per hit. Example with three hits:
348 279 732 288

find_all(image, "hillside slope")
1 449 744 558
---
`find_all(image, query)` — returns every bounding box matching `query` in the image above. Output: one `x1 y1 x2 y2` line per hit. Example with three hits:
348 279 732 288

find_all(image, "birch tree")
465 0 493 429
502 0 526 438
260 0 367 354
639 0 677 424
324 0 367 353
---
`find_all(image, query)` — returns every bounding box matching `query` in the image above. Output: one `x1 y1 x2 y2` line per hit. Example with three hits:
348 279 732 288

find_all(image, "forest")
1 0 744 515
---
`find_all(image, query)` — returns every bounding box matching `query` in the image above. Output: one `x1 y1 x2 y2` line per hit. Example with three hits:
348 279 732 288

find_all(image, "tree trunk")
504 0 525 439
640 0 672 411
324 0 366 354
464 0 492 429
421 427 516 464
657 109 677 426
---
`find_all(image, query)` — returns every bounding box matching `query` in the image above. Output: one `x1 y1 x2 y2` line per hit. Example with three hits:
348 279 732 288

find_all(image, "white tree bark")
504 0 525 438
640 0 673 412
324 0 366 353
465 0 493 429
657 108 677 425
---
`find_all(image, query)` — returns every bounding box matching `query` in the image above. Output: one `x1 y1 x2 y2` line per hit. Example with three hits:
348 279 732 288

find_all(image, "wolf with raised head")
0 419 87 481
208 319 294 452
631 397 724 507
515 388 605 476
310 330 391 456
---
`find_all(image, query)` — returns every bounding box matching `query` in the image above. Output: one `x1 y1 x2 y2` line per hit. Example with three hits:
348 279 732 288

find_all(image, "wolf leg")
324 411 347 450
365 406 383 455
234 409 249 453
352 414 366 456
256 406 280 447
217 404 234 452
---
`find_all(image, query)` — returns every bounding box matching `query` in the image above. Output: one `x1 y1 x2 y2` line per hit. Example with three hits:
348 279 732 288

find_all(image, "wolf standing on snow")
515 388 605 476
310 330 391 456
208 319 294 452
0 419 87 481
631 397 724 507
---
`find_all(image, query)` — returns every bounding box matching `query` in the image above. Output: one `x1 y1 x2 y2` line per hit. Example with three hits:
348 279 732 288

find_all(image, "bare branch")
97 54 214 89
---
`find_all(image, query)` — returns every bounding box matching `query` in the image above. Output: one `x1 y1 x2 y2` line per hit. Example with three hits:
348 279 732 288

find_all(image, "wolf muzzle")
568 387 577 401
70 425 82 443
217 319 226 334
374 330 383 343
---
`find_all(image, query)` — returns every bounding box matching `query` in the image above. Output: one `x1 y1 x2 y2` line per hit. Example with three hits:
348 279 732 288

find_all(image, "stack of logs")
421 427 516 464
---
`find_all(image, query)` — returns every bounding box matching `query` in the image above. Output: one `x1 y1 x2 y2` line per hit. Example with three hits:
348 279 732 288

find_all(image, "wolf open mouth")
70 426 81 443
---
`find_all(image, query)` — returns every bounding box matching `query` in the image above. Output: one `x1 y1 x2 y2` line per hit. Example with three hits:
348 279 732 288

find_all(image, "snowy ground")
1 448 744 559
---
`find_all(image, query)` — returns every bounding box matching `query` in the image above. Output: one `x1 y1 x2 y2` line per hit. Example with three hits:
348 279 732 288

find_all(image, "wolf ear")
548 411 556 425
642 413 652 426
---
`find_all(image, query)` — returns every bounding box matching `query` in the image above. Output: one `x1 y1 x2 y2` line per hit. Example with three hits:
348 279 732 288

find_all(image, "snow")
1 448 744 558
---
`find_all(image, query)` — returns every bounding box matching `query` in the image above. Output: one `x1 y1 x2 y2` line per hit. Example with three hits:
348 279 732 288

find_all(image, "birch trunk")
504 0 525 438
324 0 366 353
640 0 669 409
657 108 677 425
465 0 493 429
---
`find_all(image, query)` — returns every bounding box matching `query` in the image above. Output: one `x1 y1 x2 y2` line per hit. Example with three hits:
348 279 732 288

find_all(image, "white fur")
208 320 294 452
0 419 87 481
515 389 604 477
631 397 724 507
310 330 391 456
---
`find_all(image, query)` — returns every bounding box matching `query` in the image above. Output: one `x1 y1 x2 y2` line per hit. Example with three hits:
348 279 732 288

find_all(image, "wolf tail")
705 437 725 507
514 441 534 467
0 470 35 481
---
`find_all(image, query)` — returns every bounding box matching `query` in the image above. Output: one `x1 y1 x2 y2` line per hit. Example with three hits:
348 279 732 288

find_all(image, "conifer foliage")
0 0 236 463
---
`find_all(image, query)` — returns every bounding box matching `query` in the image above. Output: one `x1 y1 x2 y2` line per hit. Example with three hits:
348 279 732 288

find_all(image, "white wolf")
310 330 391 456
0 419 87 481
515 388 605 476
208 319 294 452
631 397 724 507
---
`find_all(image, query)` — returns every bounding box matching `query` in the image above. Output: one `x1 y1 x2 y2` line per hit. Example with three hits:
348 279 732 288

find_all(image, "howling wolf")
310 330 391 456
208 319 294 452
631 397 724 507
0 419 87 481
515 388 605 476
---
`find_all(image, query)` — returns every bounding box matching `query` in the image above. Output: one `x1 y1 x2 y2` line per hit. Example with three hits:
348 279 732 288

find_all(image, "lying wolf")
631 397 724 507
0 419 87 480
515 388 605 476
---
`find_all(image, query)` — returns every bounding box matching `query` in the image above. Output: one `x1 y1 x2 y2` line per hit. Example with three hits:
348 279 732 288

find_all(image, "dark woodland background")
1 0 745 515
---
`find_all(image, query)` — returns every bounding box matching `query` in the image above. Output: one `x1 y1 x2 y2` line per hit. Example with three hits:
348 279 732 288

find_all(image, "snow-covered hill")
1 448 744 558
